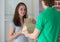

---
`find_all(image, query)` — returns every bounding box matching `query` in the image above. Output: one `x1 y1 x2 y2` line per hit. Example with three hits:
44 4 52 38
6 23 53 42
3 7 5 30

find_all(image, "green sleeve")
35 14 44 30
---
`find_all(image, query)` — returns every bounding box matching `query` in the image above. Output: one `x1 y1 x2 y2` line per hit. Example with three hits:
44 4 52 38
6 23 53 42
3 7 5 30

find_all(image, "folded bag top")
23 18 35 33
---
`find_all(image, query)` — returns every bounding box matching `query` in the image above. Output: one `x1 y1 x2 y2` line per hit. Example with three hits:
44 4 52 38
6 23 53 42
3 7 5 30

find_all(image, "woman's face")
18 5 26 17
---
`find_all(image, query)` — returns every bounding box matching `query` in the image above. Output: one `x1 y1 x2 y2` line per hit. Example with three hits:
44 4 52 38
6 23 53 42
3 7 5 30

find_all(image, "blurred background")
0 0 60 42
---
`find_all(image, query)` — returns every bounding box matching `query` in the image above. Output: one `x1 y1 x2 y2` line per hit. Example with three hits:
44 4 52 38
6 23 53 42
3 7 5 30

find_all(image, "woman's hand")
18 30 22 34
22 25 27 32
22 29 29 37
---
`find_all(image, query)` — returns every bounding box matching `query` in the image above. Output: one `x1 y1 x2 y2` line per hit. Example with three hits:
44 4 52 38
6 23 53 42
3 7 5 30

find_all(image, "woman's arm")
9 26 22 41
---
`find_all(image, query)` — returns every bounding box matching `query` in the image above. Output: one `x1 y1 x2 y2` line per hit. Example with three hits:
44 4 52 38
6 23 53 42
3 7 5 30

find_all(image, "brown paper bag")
23 18 35 33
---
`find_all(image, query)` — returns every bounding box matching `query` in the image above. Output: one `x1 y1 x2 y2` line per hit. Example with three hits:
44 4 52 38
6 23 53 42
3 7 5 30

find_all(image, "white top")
10 22 28 42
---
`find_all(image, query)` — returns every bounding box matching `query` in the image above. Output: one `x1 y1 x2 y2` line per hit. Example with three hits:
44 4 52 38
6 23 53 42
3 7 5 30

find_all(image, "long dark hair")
13 2 27 26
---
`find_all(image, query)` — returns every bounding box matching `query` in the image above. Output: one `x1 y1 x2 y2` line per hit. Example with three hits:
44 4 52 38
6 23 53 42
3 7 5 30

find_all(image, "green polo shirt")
35 7 60 42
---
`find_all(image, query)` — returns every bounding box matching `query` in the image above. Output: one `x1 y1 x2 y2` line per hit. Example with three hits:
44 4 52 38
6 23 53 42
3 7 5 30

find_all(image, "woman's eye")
20 8 26 11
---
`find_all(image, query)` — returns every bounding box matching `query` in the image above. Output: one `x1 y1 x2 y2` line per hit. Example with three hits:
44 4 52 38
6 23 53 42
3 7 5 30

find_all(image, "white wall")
0 0 5 42
33 0 40 19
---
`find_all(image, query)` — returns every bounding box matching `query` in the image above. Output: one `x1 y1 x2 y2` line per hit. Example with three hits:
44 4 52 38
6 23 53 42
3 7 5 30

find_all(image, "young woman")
9 2 28 42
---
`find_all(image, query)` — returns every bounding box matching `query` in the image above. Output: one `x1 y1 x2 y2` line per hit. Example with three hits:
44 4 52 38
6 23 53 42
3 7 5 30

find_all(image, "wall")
0 0 5 42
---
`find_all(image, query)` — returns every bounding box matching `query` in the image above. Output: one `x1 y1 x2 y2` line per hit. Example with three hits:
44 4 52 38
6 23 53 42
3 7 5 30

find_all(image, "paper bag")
23 18 35 33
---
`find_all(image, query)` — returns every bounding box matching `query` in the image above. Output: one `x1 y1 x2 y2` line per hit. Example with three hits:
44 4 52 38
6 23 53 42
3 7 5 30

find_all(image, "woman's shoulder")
10 21 22 27
9 21 15 27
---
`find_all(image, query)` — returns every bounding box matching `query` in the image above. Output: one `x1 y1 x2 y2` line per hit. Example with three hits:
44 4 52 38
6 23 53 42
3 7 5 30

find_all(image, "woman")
9 2 28 42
